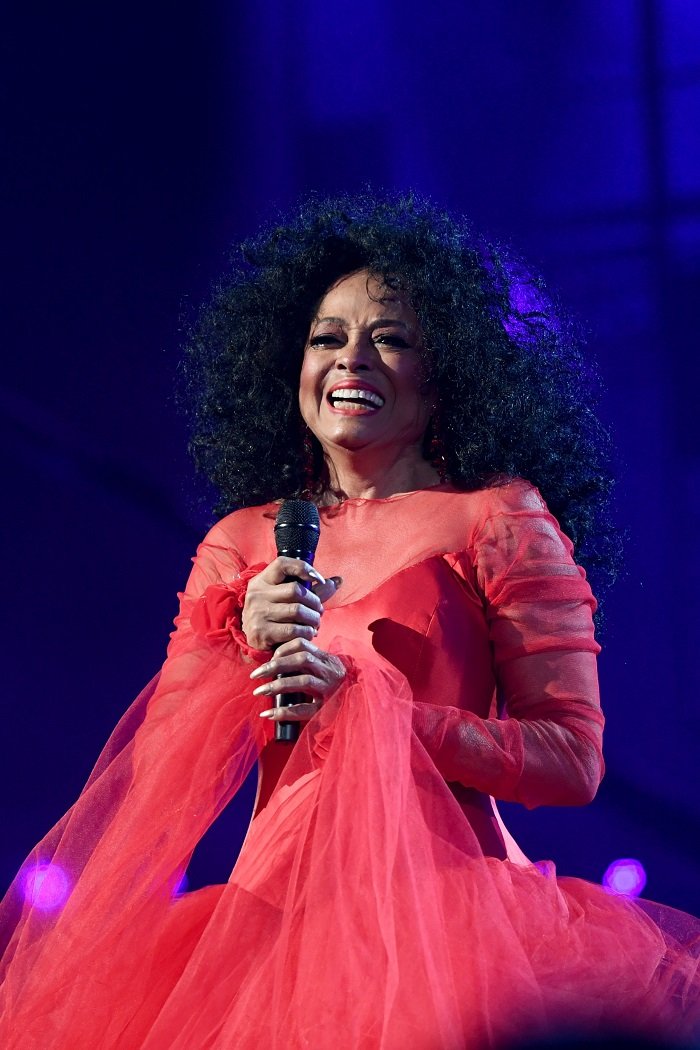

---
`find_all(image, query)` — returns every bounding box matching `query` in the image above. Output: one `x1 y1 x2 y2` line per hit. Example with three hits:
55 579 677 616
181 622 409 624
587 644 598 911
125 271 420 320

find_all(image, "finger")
258 703 320 722
253 674 325 698
266 602 321 628
251 653 323 683
249 643 321 680
311 575 342 604
267 637 320 661
259 558 325 587
270 582 323 612
264 623 318 646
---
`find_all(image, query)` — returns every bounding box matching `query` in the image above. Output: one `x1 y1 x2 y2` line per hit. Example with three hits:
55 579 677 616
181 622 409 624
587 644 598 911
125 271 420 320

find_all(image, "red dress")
1 480 698 1048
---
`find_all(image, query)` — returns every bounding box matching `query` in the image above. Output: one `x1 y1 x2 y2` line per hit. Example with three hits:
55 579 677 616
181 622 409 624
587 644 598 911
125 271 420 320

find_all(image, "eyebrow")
313 316 411 329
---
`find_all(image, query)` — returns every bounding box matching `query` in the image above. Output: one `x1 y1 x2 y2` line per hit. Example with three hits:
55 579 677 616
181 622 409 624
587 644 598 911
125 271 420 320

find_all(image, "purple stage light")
602 858 647 898
173 871 189 897
21 862 70 911
502 269 558 345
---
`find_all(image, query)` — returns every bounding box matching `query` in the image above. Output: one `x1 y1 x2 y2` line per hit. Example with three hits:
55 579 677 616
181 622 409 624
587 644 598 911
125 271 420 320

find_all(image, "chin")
320 421 381 448
327 435 377 453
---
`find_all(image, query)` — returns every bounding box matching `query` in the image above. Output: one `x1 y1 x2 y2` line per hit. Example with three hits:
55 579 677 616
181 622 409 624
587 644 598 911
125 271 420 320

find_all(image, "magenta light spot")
21 862 70 911
602 858 647 898
173 871 189 897
503 273 555 343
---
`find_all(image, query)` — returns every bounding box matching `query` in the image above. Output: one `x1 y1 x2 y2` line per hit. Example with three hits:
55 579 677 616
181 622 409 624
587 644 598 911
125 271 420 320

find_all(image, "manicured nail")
250 665 269 679
252 684 271 696
329 576 343 588
308 567 325 584
259 709 275 719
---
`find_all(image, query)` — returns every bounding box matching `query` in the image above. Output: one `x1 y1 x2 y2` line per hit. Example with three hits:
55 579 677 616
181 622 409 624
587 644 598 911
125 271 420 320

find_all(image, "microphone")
273 499 321 742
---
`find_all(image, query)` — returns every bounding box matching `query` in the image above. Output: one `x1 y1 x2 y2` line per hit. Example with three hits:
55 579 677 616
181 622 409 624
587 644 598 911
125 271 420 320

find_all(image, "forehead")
313 270 415 322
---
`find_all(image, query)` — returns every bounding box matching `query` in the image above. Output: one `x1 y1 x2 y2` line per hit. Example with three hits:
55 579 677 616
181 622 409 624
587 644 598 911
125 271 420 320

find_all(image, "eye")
308 334 341 348
374 334 410 349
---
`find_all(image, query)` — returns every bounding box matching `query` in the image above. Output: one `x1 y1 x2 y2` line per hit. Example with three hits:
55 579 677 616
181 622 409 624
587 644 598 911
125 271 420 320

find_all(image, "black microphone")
273 499 321 742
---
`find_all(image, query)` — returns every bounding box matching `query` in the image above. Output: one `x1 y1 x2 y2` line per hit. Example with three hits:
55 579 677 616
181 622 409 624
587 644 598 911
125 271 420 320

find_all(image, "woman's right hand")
241 557 336 651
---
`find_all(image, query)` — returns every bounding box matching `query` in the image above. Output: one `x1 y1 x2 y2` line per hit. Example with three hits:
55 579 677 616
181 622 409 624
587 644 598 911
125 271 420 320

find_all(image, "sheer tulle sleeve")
173 519 252 629
0 520 273 1045
412 481 605 809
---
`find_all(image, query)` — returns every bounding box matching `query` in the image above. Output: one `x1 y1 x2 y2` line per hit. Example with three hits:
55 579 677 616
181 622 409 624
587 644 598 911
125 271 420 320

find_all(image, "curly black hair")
180 191 620 594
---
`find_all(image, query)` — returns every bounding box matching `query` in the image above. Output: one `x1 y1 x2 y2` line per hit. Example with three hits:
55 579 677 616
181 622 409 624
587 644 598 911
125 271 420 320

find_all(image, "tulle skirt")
1 642 699 1049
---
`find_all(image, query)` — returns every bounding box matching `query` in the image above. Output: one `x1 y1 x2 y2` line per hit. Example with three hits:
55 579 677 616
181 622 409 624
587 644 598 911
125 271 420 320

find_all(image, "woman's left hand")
250 637 346 722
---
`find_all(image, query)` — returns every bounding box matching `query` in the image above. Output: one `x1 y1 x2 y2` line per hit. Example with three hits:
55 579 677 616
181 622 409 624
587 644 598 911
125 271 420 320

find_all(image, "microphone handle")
274 563 315 743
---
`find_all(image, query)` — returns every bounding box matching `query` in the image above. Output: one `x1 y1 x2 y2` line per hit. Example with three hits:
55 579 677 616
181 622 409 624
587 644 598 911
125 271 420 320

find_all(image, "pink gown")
0 480 698 1048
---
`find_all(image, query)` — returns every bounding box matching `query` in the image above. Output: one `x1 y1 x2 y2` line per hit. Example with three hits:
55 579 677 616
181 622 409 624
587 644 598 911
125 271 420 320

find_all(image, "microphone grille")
274 499 321 559
275 499 321 529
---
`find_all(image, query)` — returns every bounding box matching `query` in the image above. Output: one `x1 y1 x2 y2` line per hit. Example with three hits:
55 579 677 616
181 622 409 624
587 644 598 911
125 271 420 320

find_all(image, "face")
299 270 432 457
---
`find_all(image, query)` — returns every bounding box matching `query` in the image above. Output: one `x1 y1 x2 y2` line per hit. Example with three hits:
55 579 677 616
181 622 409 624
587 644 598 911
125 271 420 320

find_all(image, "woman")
1 193 698 1049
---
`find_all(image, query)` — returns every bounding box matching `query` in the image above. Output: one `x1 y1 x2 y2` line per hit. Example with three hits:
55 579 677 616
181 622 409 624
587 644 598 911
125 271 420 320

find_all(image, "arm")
129 516 300 806
412 482 604 809
142 522 336 748
169 519 251 640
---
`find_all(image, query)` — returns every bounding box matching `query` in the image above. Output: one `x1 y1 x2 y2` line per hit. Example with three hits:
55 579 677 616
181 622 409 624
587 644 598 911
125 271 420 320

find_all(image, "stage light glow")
602 858 647 898
503 272 560 344
21 862 70 911
173 871 189 897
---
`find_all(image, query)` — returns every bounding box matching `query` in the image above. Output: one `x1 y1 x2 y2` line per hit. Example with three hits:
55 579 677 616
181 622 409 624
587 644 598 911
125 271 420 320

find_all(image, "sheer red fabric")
1 480 698 1048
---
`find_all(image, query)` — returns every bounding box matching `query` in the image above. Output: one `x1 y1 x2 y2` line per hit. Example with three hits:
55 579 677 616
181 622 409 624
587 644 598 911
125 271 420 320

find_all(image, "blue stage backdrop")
2 1 699 913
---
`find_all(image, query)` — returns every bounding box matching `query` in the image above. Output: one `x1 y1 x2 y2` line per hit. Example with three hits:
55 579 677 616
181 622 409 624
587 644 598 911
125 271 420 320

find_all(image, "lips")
326 381 386 413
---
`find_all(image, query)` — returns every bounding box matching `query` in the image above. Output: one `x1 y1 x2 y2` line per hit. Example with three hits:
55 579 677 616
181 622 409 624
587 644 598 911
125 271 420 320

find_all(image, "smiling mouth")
327 388 385 413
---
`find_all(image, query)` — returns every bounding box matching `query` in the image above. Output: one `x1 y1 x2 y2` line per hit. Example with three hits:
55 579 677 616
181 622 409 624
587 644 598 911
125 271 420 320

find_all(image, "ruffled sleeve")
133 519 272 762
170 519 253 637
412 480 605 809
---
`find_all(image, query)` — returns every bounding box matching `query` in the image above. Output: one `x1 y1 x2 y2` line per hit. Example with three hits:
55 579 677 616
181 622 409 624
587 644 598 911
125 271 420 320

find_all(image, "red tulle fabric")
1 480 698 1049
190 561 270 661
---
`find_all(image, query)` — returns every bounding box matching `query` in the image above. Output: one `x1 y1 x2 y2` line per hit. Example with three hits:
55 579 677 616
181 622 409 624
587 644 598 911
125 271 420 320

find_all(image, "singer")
1 193 699 1049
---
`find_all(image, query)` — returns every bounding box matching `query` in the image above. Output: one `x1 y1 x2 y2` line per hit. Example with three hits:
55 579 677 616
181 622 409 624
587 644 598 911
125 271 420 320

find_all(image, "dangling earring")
428 409 449 482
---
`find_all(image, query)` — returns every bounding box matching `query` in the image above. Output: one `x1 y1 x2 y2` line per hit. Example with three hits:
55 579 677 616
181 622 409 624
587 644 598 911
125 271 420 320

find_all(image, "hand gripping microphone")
273 499 321 742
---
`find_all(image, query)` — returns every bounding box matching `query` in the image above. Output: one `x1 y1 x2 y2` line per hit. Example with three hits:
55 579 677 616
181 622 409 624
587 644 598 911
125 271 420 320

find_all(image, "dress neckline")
318 481 456 511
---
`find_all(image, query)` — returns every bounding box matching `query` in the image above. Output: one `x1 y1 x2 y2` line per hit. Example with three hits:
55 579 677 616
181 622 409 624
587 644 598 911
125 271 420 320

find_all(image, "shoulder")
453 477 552 546
465 478 576 568
469 477 547 520
197 501 280 571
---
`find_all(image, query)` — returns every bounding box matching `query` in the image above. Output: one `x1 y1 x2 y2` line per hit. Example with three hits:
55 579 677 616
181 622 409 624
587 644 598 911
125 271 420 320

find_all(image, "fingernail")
308 567 325 584
250 665 269 679
329 576 343 588
252 684 270 696
259 710 275 719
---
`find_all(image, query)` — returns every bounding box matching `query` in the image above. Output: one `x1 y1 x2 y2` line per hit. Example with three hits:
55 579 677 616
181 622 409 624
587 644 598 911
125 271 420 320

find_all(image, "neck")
321 444 442 502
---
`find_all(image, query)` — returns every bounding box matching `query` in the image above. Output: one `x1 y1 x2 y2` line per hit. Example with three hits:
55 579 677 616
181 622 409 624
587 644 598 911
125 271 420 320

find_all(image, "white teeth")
329 388 385 408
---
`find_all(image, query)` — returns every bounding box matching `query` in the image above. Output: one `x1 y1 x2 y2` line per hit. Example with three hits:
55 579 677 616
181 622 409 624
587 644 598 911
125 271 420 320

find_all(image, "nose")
335 331 376 371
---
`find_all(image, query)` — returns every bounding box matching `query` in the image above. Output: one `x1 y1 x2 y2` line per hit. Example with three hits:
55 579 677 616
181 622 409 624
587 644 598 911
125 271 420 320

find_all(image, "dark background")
2 2 699 913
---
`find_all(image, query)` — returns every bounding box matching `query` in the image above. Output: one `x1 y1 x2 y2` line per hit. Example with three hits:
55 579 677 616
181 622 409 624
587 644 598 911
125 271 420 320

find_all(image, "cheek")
298 355 322 423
